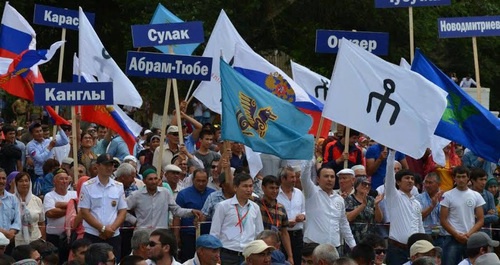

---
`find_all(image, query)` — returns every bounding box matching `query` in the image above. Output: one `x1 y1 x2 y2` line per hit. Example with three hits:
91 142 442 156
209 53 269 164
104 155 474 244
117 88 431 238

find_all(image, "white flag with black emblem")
322 39 447 158
78 7 142 108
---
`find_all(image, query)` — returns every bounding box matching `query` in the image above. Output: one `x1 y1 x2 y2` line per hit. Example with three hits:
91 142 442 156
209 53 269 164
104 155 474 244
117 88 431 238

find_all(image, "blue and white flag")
221 60 314 160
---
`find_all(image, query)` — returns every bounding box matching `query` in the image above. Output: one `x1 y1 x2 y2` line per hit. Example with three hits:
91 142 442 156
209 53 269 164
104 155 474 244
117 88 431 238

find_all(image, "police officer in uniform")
79 153 127 262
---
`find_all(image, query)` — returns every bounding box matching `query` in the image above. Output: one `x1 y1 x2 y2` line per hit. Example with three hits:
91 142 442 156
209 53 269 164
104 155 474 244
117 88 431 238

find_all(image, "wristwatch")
101 226 106 233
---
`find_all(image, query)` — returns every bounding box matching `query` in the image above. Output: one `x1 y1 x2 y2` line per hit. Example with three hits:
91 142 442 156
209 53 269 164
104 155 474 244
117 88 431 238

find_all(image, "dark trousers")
120 227 134 259
220 248 245 265
287 229 303 265
179 233 196 262
84 233 122 262
46 233 69 265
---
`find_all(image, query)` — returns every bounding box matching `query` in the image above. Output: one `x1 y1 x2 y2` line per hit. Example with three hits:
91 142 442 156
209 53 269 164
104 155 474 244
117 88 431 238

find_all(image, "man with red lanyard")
210 173 264 265
255 175 294 264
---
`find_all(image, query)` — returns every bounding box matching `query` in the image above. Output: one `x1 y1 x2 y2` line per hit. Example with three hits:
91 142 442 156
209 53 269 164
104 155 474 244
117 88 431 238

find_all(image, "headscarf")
14 173 34 243
5 171 18 192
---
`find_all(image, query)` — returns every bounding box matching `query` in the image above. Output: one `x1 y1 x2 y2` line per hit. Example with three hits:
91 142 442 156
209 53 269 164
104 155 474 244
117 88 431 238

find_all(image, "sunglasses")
148 241 161 247
375 249 387 255
169 133 179 137
494 173 499 177
211 165 218 169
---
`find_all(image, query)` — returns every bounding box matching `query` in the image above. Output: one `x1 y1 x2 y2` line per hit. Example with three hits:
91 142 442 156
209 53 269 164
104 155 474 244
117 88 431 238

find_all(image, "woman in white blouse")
14 172 45 245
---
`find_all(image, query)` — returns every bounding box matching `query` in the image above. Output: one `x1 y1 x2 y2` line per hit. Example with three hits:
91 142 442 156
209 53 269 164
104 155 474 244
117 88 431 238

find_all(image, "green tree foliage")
2 0 499 111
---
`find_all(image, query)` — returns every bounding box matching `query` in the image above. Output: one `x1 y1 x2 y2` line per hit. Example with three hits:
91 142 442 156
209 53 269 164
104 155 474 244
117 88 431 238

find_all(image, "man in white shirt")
440 166 485 265
300 163 356 250
79 153 128 261
209 173 264 265
384 150 424 265
459 74 477 88
277 166 305 265
43 168 77 262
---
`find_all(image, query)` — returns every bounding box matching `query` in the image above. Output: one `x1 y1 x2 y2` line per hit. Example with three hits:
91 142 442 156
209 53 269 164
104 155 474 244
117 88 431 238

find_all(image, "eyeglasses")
375 249 387 255
148 241 161 247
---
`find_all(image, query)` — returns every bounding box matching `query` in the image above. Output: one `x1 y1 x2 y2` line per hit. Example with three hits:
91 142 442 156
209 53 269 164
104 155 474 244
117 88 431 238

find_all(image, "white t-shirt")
43 190 77 235
440 188 485 235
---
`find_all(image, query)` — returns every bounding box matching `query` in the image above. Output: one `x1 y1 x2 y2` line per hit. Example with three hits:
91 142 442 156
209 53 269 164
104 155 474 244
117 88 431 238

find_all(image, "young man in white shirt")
385 151 424 265
440 166 485 265
300 164 356 250
209 173 264 265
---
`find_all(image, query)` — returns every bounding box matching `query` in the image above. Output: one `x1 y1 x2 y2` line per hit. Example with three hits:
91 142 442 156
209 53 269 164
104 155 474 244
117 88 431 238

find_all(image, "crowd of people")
0 99 499 265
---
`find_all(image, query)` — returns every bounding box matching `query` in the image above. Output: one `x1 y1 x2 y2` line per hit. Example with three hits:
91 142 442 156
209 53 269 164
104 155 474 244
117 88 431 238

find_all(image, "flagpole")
71 106 78 184
169 46 184 145
185 80 195 102
52 28 67 138
156 78 172 174
409 7 415 62
343 127 350 169
472 37 482 104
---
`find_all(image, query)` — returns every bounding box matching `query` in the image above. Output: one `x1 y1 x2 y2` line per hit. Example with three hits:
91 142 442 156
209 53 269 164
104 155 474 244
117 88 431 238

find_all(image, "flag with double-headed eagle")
232 43 325 137
221 59 314 160
0 2 69 125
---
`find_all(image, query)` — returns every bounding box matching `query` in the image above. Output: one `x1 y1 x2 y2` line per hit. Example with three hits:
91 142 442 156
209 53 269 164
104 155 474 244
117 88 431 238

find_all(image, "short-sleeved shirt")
43 190 77 235
79 177 127 237
440 188 485 235
345 194 376 243
366 144 405 188
254 199 289 231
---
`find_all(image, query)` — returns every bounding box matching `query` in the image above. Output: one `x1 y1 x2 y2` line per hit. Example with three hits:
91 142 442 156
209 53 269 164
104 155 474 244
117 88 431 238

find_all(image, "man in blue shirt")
173 169 215 262
366 143 408 189
416 172 444 247
0 167 21 251
26 123 69 179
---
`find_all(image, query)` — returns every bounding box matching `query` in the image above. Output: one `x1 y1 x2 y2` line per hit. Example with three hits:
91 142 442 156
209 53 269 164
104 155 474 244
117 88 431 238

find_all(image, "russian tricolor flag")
73 54 141 154
233 43 325 136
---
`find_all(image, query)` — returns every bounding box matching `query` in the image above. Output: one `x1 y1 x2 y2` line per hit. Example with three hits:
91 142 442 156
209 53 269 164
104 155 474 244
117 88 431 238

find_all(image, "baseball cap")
62 157 74 165
410 240 437 257
167 126 179 134
467 231 500 249
475 253 500 265
243 240 275 258
0 232 9 245
96 153 115 164
144 129 152 135
123 155 138 164
196 234 223 249
164 164 182 173
337 168 355 177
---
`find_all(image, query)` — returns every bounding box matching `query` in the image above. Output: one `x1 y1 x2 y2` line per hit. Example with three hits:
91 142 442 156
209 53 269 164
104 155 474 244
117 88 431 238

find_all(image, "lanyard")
235 204 250 233
261 199 279 228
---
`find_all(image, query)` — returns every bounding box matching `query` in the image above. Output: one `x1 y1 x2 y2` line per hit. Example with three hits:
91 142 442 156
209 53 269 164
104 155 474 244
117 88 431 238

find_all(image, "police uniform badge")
111 200 117 207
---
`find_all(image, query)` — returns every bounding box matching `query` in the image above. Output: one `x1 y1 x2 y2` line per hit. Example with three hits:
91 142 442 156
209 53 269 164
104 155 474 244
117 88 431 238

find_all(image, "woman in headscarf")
5 170 18 193
14 172 45 246
64 175 89 261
